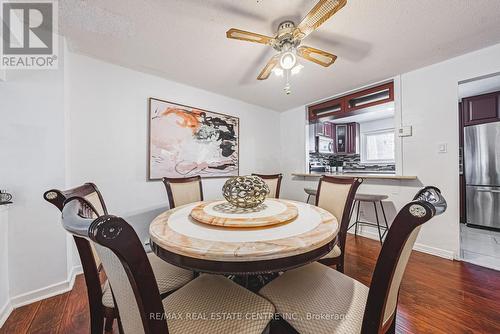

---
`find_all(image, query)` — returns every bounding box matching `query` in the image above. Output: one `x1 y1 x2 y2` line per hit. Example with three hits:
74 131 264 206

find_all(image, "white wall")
67 52 281 222
399 43 500 258
0 64 70 304
280 43 500 259
0 206 11 326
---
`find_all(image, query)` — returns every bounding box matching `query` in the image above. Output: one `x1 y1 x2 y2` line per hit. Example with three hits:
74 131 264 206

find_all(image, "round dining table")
149 198 338 275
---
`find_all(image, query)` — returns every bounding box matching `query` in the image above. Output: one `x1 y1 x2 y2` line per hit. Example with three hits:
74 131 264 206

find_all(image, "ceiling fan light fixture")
280 51 296 70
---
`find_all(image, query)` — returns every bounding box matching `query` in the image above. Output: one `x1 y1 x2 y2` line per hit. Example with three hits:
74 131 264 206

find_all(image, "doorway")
458 73 500 271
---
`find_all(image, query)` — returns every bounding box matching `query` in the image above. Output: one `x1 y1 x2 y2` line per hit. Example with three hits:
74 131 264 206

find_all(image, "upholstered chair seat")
101 252 194 308
162 274 274 334
260 262 369 334
321 244 342 259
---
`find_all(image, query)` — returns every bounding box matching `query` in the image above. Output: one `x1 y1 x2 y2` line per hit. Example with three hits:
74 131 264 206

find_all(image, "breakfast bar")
291 172 418 181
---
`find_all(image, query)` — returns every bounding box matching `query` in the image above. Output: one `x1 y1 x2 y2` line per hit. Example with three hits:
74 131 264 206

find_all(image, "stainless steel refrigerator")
464 121 500 230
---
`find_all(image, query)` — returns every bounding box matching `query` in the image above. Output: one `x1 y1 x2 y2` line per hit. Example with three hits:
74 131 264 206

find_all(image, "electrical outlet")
438 143 448 153
398 126 412 137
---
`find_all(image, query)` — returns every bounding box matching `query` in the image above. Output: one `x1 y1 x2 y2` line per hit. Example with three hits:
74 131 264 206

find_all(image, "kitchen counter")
292 172 418 181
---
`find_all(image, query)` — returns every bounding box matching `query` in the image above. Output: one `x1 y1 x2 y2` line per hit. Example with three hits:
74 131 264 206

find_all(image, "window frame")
360 128 396 164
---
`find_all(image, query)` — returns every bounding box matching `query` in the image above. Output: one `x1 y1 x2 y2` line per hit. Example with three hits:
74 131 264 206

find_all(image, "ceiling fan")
226 0 347 94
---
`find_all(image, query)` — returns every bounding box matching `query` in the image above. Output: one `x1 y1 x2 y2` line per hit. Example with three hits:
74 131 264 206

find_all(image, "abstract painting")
148 98 239 179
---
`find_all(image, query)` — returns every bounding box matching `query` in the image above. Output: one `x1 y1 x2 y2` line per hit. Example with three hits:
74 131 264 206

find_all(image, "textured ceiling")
60 0 500 111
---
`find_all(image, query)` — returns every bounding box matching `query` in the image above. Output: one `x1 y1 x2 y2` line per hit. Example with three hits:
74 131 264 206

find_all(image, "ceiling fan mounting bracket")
273 20 300 52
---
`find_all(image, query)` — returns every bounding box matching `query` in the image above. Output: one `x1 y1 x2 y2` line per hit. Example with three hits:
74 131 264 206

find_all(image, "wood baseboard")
9 265 82 309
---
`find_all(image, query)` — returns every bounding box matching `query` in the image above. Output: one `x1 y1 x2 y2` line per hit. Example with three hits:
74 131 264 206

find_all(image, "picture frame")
148 98 240 180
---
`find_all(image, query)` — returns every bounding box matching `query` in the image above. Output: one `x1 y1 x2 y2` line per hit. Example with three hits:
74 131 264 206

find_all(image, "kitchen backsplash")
309 153 396 173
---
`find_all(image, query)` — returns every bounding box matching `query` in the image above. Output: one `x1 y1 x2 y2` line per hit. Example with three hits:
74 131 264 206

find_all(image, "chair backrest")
61 197 168 334
162 176 203 208
361 187 447 333
44 182 108 216
315 176 362 255
44 183 108 325
251 173 283 198
44 183 107 268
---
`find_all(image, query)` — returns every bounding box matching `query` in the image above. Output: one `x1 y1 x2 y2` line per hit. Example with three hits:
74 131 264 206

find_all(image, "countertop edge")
291 173 417 180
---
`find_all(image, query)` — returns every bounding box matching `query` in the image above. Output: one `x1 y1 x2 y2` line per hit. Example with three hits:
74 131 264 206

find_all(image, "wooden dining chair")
260 186 447 334
251 173 283 198
315 176 363 272
44 183 194 333
162 175 203 208
60 197 275 334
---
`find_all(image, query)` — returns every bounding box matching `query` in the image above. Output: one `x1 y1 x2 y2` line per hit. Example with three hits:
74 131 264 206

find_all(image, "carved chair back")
251 173 283 198
361 187 447 333
162 176 204 208
316 176 363 258
44 183 109 333
61 198 168 334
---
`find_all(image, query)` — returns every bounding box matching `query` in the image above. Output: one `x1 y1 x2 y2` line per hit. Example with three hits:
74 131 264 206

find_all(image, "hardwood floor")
2 234 500 333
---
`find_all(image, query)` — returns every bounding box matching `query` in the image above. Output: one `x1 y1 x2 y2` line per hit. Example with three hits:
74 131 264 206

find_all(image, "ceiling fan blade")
294 0 347 40
297 46 337 67
257 55 280 80
226 28 274 45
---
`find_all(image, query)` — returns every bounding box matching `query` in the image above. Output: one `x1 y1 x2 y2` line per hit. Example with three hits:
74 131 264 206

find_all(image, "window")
361 129 395 163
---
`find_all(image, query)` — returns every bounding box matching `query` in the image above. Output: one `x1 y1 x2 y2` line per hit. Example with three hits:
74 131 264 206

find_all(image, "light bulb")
291 64 304 75
272 68 284 77
280 51 296 70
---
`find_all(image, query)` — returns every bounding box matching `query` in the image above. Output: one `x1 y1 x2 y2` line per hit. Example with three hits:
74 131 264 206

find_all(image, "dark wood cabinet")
308 97 345 121
335 124 347 153
324 122 333 138
345 82 394 113
463 92 499 126
346 123 359 154
308 82 394 121
334 123 359 154
314 122 325 136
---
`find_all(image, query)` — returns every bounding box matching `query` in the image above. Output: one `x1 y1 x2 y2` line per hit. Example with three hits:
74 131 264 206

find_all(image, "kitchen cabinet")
346 123 359 154
335 124 347 153
308 82 394 121
308 97 345 121
463 91 500 126
314 122 325 136
345 82 394 113
335 122 359 154
324 122 333 138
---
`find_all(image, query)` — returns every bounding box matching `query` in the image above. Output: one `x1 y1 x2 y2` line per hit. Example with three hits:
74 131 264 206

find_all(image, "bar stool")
304 187 316 204
348 193 389 244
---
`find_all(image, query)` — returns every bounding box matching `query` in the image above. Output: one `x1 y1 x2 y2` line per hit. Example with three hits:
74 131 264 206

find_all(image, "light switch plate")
398 125 412 137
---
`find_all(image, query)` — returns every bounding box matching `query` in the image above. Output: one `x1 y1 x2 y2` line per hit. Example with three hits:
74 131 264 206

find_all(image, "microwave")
316 135 334 154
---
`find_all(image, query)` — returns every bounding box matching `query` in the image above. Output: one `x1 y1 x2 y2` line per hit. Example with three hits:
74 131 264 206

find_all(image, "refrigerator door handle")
477 189 500 193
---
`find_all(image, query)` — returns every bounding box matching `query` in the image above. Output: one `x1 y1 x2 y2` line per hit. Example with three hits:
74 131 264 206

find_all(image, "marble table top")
149 199 338 262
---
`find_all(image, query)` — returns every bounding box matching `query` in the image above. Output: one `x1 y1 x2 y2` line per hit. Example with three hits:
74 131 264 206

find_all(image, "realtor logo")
1 0 58 69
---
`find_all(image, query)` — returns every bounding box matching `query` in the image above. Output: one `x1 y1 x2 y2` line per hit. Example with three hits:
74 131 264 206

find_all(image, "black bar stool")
348 193 389 244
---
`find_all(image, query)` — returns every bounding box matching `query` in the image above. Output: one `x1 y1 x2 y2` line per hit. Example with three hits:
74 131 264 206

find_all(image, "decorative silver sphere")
222 176 270 208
